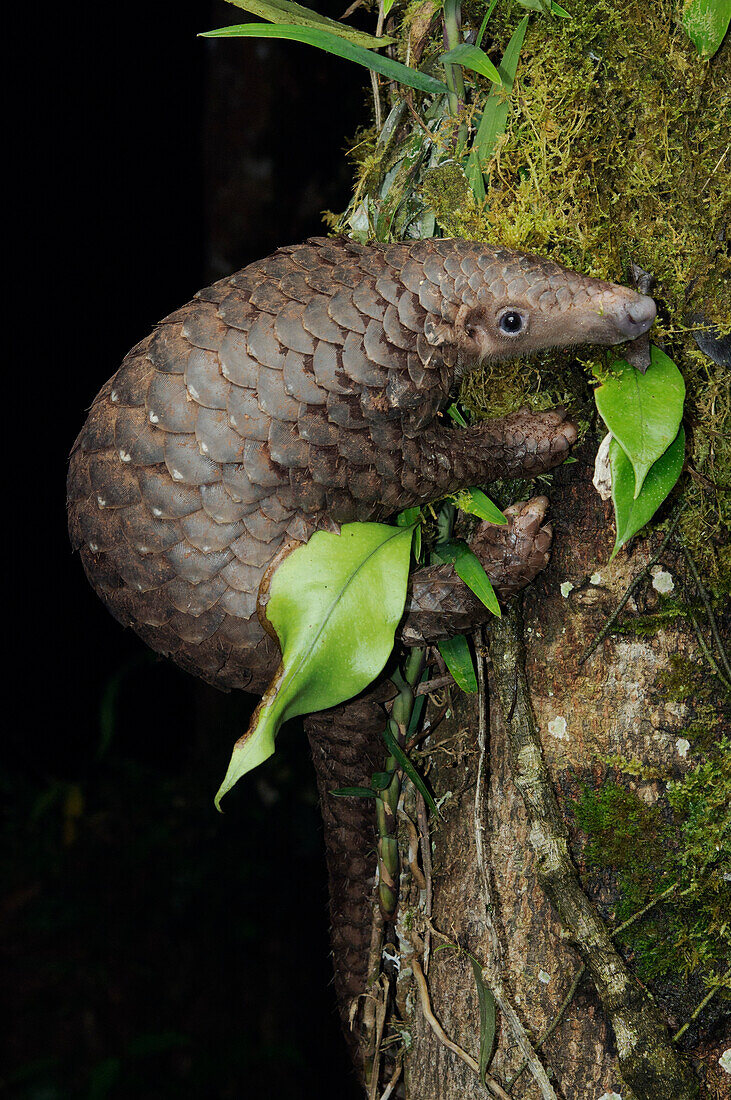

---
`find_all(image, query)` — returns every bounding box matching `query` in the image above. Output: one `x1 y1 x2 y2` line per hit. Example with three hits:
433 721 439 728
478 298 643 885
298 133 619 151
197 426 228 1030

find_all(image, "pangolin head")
426 242 656 366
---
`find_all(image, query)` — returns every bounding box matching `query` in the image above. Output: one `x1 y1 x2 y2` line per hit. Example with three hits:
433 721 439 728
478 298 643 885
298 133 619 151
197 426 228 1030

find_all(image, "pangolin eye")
499 310 524 334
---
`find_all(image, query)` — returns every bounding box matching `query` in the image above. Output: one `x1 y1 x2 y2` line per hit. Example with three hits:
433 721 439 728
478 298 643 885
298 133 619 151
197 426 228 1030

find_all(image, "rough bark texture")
401 447 727 1099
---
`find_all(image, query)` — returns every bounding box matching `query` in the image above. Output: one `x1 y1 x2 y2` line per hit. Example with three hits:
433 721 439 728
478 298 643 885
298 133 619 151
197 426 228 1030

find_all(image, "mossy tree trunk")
327 3 729 1098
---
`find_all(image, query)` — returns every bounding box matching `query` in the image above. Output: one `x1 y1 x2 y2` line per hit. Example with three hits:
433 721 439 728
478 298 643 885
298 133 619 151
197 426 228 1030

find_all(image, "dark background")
6 3 368 1096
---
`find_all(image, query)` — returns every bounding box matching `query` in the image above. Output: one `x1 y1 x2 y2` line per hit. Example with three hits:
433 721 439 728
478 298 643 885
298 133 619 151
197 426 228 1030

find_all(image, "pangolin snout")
612 293 657 340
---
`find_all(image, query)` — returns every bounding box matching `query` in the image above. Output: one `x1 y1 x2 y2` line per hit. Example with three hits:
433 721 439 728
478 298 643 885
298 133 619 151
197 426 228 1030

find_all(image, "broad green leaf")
382 719 440 817
200 24 448 95
371 770 395 790
465 15 529 196
397 506 422 526
383 0 397 14
682 0 730 57
223 0 396 47
452 487 507 525
518 0 571 16
594 346 685 499
438 634 478 693
470 957 497 1085
433 540 501 616
331 785 379 798
215 523 414 806
610 426 685 558
439 43 501 84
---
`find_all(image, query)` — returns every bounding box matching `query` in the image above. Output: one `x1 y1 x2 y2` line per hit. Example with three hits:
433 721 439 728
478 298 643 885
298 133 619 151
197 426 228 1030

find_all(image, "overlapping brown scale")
216 613 267 649
352 281 385 322
308 445 346 488
282 349 325 405
265 417 308 470
169 605 227 644
220 556 266 594
275 301 316 356
341 329 387 388
180 510 244 553
396 258 425 295
217 292 257 333
302 296 347 345
167 574 228 616
278 270 313 305
257 365 301 422
199 482 247 524
163 434 221 486
218 585 257 620
182 304 227 352
246 311 286 370
249 279 290 315
146 372 197 433
221 462 271 505
184 349 229 409
227 386 270 442
194 276 233 306
147 327 185 373
115 546 177 592
285 244 326 272
260 494 293 523
325 392 366 432
230 531 279 568
138 468 201 519
110 356 155 407
312 342 355 395
297 405 343 447
194 406 245 464
77 506 124 554
114 407 165 466
118 588 174 629
89 453 142 509
120 502 182 556
81 400 117 452
335 428 377 467
396 291 424 334
288 467 327 512
328 289 366 333
242 439 286 489
381 303 414 351
219 328 259 389
165 542 232 585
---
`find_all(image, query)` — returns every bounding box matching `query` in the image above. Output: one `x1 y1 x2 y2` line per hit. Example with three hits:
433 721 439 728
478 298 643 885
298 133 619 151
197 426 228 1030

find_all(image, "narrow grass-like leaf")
439 43 501 84
466 14 529 195
331 786 379 798
452 487 507 525
438 634 478 693
682 0 730 57
454 547 501 616
215 523 414 806
433 539 501 616
223 0 396 46
476 0 499 47
610 427 685 558
595 346 685 499
200 24 448 95
382 721 440 817
470 957 497 1084
446 402 469 427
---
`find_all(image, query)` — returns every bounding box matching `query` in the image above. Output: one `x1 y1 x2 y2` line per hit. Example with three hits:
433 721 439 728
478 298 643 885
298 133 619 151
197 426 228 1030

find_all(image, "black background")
6 3 368 1096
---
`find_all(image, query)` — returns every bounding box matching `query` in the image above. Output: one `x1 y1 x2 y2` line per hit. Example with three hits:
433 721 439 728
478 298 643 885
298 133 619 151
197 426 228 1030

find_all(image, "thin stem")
679 539 731 681
672 968 731 1043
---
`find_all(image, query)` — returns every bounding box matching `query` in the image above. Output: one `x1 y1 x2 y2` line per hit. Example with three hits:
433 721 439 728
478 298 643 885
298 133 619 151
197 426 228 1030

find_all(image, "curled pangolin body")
68 237 656 1044
67 236 655 692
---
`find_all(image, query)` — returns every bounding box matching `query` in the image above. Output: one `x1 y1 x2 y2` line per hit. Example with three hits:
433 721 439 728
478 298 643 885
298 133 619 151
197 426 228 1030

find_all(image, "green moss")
572 735 730 990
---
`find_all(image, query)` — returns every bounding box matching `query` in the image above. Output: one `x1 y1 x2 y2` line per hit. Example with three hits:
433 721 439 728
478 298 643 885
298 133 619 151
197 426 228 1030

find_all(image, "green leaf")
465 14 529 196
610 427 685 558
382 720 440 817
517 0 571 16
439 43 501 84
397 506 422 526
200 24 448 95
682 0 730 58
438 634 478 693
223 0 396 47
454 547 501 617
594 346 685 499
383 0 397 14
476 0 499 47
433 540 501 616
470 957 497 1085
371 770 395 790
446 402 469 427
331 785 379 798
452 487 507 525
215 523 414 806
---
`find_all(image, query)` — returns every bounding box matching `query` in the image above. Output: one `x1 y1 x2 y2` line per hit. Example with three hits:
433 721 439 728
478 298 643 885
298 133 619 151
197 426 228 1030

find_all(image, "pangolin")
67 235 656 1039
